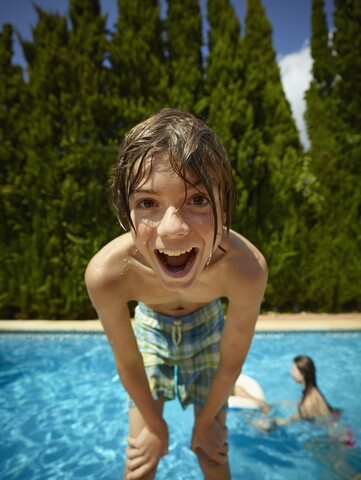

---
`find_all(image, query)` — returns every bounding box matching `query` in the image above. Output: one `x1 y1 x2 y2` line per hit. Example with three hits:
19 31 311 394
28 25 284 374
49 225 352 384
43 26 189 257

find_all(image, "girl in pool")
278 356 359 479
251 355 356 446
253 355 356 446
250 355 335 433
275 355 336 425
275 355 356 443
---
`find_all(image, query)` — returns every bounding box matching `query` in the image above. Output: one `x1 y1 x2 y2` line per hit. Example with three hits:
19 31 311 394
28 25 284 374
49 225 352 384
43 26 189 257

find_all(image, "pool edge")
0 313 360 332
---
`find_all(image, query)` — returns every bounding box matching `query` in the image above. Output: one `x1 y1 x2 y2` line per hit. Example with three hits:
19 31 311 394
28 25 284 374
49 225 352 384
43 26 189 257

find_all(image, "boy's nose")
157 206 190 237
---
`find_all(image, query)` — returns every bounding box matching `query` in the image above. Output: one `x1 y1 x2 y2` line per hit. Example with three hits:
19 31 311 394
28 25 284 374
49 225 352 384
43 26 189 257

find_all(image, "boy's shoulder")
222 230 267 278
85 233 136 300
217 230 268 300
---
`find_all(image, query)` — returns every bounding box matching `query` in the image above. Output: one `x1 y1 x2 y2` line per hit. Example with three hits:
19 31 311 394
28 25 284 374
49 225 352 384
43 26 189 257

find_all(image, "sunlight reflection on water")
0 332 360 479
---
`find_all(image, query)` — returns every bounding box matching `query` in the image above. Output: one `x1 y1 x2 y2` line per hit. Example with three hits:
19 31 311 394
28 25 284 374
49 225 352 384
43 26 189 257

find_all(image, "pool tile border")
0 313 360 332
1 330 360 340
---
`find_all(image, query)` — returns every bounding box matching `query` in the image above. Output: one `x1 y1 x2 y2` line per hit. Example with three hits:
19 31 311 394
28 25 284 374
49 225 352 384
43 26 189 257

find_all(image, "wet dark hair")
294 355 333 411
294 355 317 389
110 108 236 247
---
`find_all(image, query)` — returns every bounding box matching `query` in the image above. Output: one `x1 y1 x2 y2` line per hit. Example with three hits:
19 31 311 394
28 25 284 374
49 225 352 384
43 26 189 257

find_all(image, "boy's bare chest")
128 262 226 315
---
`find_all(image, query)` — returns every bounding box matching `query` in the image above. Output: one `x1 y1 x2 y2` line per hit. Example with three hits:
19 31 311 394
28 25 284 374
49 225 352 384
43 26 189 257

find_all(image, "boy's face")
129 153 224 292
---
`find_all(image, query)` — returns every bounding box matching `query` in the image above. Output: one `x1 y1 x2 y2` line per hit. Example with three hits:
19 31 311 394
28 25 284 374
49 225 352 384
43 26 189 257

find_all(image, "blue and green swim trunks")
129 299 226 410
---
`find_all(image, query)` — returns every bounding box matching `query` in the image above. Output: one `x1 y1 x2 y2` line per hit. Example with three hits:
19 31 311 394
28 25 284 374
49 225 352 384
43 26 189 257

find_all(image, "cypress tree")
58 0 118 318
310 0 334 92
67 0 112 142
166 0 203 112
204 0 246 166
333 0 361 136
109 0 167 133
238 0 304 310
332 1 361 309
333 2 361 310
0 24 26 317
18 6 71 317
302 0 361 310
304 0 337 160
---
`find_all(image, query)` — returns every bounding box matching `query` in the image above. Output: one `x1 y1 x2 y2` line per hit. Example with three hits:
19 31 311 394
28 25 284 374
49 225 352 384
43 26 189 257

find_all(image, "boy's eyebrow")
130 181 205 197
129 188 156 196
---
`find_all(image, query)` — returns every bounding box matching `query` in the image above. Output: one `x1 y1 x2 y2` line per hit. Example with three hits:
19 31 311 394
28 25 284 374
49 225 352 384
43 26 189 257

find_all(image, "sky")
1 0 335 148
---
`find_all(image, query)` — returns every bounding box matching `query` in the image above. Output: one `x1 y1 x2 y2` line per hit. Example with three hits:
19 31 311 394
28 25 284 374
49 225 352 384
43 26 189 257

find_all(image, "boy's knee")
124 464 159 480
194 448 230 480
124 448 160 480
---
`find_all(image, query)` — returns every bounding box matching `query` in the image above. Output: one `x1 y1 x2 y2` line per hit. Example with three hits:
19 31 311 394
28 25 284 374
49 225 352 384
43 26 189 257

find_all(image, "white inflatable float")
228 374 265 409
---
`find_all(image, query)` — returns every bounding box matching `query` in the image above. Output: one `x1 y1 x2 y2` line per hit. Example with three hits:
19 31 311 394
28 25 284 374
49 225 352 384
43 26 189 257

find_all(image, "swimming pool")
1 331 360 479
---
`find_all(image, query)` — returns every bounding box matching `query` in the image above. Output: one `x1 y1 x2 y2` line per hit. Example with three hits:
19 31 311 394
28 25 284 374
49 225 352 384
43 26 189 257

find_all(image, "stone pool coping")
1 312 360 332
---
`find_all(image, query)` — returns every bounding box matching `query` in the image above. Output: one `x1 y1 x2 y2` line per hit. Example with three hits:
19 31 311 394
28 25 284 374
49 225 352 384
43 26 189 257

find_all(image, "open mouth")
155 247 198 275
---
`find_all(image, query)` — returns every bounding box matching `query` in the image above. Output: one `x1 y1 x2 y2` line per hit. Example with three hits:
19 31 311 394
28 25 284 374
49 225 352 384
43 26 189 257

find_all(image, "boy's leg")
193 406 231 480
123 397 166 480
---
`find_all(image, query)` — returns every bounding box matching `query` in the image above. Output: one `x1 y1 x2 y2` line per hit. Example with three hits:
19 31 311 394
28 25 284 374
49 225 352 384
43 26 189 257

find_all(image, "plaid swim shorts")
128 299 226 410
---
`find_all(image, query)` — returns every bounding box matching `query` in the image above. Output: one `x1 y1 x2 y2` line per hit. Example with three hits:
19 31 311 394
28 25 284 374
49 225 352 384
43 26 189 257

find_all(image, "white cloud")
278 41 313 150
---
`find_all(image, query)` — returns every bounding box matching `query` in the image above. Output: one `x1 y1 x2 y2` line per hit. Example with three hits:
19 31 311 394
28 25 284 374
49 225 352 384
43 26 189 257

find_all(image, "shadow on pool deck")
0 312 360 332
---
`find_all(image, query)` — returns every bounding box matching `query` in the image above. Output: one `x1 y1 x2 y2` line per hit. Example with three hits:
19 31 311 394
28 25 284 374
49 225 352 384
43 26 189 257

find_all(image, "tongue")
165 252 189 267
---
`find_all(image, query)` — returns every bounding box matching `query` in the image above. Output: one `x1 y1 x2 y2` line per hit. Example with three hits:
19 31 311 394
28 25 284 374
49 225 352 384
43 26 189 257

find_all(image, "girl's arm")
274 413 301 426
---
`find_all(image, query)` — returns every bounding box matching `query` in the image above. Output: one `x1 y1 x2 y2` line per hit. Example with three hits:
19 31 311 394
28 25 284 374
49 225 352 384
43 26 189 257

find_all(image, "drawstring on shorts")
171 318 183 347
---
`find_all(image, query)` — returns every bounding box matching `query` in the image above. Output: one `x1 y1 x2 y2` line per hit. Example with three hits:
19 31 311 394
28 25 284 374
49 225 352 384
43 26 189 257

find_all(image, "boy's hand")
125 420 169 479
190 416 228 464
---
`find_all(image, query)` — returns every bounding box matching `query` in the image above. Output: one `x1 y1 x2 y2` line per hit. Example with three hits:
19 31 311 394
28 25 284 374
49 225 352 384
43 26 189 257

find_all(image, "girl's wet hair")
110 108 236 247
294 355 333 412
294 355 316 388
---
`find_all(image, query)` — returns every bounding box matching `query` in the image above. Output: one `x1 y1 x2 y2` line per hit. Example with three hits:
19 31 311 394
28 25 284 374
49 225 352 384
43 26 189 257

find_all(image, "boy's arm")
191 254 267 462
85 268 168 471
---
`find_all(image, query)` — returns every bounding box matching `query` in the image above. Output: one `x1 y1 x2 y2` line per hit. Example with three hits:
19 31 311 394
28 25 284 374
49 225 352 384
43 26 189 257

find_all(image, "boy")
85 108 267 480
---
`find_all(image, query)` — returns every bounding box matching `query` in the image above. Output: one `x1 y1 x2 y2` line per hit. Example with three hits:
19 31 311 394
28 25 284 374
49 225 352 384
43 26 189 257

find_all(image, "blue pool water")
1 331 360 479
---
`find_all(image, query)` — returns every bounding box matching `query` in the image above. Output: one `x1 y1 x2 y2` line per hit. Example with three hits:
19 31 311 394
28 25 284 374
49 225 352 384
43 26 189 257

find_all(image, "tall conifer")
333 2 361 304
238 0 303 310
0 24 26 317
109 0 167 133
304 0 337 159
60 0 117 317
332 0 361 288
67 0 110 141
310 0 334 91
333 0 361 136
166 0 203 112
17 7 70 317
303 0 361 310
204 0 246 167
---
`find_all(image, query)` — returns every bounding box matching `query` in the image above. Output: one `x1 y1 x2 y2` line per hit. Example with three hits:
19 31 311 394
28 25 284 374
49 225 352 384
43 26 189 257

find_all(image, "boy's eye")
137 199 157 209
189 195 209 207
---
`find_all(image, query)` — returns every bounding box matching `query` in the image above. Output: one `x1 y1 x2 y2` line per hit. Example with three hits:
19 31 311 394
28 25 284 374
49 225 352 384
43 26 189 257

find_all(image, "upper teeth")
158 248 192 256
